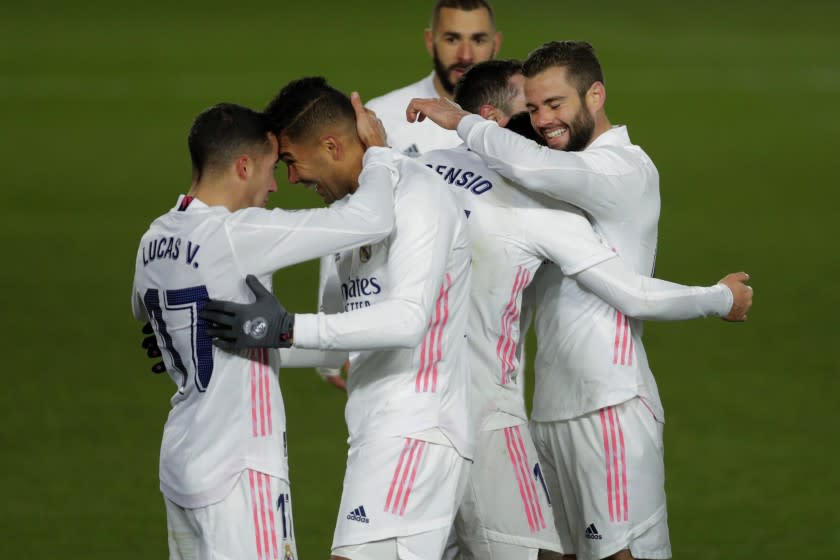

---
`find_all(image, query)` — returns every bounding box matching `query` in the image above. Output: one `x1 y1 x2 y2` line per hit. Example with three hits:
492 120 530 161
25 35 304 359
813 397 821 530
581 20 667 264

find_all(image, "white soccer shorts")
531 397 672 560
331 434 469 557
454 422 562 558
165 469 297 560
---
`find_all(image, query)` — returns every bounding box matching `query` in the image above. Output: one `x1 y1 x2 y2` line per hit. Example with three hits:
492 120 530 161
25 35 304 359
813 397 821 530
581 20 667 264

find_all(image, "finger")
206 325 234 339
146 346 162 359
201 301 236 315
151 362 166 374
142 334 158 349
142 322 154 335
212 339 239 352
350 91 366 117
245 274 273 300
200 308 236 325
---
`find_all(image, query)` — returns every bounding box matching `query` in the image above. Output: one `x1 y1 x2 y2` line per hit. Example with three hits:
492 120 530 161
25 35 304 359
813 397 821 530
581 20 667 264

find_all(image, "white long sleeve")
574 257 733 320
457 115 638 221
294 169 462 351
277 348 347 369
227 148 399 276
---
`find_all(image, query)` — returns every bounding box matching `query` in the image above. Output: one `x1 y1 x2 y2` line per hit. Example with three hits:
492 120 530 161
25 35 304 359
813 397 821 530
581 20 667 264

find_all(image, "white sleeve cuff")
714 283 734 317
293 313 321 349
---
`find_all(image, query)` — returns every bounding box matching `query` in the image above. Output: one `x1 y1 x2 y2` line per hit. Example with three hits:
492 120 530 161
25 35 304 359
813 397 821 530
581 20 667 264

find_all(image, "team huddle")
131 2 754 560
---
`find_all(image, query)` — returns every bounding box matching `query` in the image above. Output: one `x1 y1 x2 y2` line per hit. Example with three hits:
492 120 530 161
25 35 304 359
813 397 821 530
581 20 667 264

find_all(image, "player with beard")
315 0 502 391
406 41 754 560
366 0 501 157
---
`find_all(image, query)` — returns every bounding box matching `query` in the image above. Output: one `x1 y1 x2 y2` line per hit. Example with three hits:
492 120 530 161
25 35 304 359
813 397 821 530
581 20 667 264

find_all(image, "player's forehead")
524 66 576 102
434 7 495 36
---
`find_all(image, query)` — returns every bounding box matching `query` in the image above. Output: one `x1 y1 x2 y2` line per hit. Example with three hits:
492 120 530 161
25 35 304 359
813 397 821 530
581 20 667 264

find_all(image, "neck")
189 176 241 212
432 75 454 100
346 140 366 195
586 111 613 148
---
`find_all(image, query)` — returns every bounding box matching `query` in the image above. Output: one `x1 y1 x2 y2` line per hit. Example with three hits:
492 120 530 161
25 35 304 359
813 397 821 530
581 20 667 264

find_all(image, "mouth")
543 126 568 140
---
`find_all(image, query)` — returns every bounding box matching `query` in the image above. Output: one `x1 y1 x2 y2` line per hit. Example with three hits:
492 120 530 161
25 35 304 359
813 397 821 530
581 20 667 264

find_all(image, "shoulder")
367 75 432 115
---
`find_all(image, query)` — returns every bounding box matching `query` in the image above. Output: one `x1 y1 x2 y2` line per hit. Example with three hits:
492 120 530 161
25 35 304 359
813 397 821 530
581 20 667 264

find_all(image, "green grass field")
1 0 838 557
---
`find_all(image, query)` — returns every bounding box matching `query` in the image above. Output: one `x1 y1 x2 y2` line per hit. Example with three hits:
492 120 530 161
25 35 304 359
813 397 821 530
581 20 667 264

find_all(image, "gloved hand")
141 322 166 374
200 275 295 349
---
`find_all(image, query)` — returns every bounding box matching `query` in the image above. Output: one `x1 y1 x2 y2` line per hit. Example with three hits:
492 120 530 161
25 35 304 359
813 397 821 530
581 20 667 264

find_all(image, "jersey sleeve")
510 206 616 275
293 178 458 351
457 114 628 220
573 257 733 320
277 348 348 369
226 147 398 276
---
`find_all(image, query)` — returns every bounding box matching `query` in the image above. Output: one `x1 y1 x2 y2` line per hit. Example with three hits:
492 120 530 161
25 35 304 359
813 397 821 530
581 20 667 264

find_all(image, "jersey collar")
587 125 631 150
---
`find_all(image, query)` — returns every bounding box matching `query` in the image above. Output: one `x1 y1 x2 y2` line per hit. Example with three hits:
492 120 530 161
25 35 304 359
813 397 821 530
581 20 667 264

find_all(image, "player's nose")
457 42 474 63
287 166 300 184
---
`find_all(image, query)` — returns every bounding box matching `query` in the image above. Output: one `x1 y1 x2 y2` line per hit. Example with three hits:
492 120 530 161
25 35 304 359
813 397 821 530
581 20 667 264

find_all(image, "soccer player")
202 77 474 560
406 41 755 560
366 0 501 156
414 60 753 560
131 101 400 560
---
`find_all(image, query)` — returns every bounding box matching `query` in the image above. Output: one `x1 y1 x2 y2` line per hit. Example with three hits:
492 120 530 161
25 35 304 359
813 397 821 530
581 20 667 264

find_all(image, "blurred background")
1 0 838 557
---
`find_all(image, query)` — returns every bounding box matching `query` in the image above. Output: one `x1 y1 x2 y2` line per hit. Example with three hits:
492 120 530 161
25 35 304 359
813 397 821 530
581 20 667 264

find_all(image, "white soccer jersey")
293 155 474 458
130 149 399 508
421 141 730 427
456 115 665 421
367 73 463 157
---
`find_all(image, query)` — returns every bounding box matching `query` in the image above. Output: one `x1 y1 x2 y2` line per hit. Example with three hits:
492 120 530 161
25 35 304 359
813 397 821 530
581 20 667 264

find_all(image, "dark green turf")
1 0 838 557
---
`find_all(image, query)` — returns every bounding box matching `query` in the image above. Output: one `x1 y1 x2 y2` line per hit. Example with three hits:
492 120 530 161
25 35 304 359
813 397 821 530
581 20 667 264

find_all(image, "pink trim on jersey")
515 425 546 529
613 312 635 366
261 349 273 435
497 267 531 384
400 440 427 515
248 470 264 560
414 274 452 393
504 427 536 532
384 439 412 512
616 410 629 521
599 409 615 522
620 316 630 365
608 407 621 521
257 471 271 557
250 351 259 437
386 438 424 515
613 311 623 365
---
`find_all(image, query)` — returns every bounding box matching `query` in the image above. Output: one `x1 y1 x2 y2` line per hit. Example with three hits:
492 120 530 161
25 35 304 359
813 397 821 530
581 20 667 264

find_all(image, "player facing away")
406 41 755 560
131 102 401 560
415 60 753 560
201 77 475 560
366 0 501 156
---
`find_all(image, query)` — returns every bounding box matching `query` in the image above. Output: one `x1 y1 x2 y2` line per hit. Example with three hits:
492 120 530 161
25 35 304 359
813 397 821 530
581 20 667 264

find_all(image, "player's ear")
234 155 250 181
586 81 606 113
478 104 499 123
424 28 434 56
321 135 342 162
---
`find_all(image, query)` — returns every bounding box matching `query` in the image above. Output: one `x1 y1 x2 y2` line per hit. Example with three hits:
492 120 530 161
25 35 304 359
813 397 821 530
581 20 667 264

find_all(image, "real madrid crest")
359 245 371 263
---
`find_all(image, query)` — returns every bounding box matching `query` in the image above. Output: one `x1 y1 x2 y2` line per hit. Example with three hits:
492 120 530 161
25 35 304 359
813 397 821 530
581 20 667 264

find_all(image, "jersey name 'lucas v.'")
142 236 202 269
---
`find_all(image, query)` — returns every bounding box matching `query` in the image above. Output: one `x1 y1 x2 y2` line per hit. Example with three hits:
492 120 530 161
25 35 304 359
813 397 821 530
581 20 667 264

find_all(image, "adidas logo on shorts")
585 523 603 540
347 505 370 524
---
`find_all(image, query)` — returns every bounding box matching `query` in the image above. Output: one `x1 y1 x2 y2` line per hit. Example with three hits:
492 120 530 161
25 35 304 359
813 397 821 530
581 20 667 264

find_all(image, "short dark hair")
523 41 604 98
263 76 355 142
504 111 545 145
187 103 271 182
431 0 495 29
454 59 522 114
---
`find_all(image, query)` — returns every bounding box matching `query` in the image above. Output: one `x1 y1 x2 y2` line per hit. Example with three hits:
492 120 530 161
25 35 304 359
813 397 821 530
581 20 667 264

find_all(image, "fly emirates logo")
341 276 382 310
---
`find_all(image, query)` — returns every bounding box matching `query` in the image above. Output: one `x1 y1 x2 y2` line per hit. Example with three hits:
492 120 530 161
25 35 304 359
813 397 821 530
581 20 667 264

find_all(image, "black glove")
141 322 166 374
200 274 295 349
